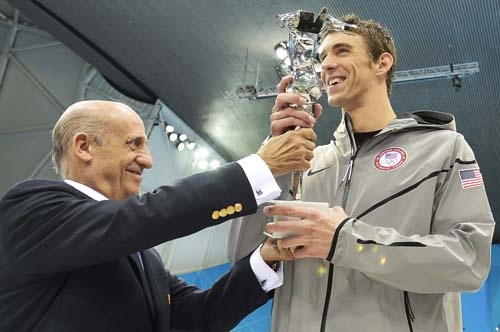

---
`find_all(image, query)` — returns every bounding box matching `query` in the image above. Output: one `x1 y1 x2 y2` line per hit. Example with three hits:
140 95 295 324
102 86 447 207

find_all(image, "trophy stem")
290 102 314 201
291 170 303 201
299 102 314 115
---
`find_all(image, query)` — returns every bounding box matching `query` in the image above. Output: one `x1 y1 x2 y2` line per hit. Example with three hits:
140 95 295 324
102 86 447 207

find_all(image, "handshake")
256 128 316 177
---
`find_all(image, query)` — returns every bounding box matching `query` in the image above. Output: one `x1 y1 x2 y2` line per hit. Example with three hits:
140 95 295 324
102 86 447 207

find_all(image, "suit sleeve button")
234 203 243 212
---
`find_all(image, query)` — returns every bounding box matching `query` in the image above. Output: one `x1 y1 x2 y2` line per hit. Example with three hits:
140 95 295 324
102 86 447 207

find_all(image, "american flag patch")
459 168 484 189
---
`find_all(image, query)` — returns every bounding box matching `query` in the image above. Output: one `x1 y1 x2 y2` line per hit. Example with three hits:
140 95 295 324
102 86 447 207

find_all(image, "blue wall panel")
179 244 500 331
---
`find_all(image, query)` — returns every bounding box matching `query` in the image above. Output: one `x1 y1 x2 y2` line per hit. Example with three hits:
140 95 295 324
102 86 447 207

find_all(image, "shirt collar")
64 179 109 201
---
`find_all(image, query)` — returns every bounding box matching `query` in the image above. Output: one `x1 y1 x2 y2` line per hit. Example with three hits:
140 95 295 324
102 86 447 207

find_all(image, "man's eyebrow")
320 43 352 54
331 42 352 50
126 136 148 144
319 43 352 58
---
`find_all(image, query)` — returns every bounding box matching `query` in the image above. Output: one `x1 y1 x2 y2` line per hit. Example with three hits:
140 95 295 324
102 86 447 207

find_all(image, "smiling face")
58 101 154 200
88 104 153 200
319 32 379 110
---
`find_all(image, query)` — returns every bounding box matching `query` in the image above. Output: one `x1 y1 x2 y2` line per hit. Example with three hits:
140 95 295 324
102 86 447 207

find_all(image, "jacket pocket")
155 275 170 291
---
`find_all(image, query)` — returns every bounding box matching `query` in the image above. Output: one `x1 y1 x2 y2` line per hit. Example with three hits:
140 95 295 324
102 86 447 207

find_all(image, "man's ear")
73 133 93 163
376 52 393 76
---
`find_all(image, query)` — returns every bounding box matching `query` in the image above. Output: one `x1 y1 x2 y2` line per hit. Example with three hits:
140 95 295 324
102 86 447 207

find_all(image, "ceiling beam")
28 150 52 179
8 53 65 113
235 62 480 100
11 41 62 53
0 9 19 87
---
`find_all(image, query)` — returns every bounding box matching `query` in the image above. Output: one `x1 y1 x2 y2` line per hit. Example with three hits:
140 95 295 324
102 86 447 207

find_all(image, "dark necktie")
129 252 155 319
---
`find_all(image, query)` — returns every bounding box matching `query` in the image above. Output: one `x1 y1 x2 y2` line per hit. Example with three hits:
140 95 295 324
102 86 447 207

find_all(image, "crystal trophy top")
277 9 326 114
276 8 357 200
276 7 358 112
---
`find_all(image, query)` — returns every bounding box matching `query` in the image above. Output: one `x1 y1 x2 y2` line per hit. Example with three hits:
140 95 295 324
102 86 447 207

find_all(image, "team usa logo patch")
458 168 484 189
374 147 407 171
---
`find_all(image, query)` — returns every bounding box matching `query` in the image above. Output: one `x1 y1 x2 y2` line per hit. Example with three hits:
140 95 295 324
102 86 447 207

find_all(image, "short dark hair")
336 14 398 95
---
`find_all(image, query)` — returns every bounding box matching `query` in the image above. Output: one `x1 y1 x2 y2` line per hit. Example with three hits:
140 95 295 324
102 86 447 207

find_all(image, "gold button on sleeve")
211 210 220 220
227 205 235 215
219 208 227 218
234 203 243 212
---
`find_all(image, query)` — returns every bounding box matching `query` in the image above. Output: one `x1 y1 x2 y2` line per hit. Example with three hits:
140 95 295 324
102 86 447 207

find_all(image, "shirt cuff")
249 244 283 293
237 154 281 206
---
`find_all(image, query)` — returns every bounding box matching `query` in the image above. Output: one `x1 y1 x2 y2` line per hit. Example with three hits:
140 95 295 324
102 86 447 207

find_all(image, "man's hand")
263 205 348 259
257 128 316 177
271 75 322 137
260 237 296 262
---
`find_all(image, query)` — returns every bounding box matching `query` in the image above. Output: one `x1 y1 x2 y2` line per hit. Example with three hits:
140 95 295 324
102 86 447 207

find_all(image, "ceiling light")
187 141 196 150
194 147 209 159
198 160 208 169
274 58 292 79
168 132 178 142
179 133 187 142
176 141 185 151
210 160 220 169
165 124 175 133
274 41 289 60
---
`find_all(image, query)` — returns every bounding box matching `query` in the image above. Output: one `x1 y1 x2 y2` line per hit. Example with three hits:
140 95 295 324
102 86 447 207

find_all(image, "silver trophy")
264 10 357 238
276 8 356 201
277 8 326 201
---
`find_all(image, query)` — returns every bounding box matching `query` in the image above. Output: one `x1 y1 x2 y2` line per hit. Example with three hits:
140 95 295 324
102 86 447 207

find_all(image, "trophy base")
263 200 329 239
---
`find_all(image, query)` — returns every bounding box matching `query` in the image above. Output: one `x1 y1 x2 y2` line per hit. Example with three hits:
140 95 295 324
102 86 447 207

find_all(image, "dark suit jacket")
0 163 271 331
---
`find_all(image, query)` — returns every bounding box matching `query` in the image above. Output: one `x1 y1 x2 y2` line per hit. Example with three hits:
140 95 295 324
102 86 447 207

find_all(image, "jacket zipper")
320 118 358 332
404 291 415 331
340 157 354 207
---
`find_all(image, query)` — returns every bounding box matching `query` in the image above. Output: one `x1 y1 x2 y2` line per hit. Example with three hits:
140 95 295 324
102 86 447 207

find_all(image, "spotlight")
165 124 175 133
168 132 178 142
179 133 187 142
176 141 185 151
194 147 209 159
210 160 220 169
451 75 461 92
275 57 292 79
274 41 289 60
187 141 196 150
198 160 208 169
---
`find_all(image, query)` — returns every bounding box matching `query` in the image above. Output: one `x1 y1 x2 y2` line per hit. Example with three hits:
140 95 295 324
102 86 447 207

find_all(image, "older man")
0 100 316 332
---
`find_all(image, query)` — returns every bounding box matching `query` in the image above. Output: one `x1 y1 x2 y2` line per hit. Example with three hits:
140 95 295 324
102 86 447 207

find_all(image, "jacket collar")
332 110 456 154
64 179 109 201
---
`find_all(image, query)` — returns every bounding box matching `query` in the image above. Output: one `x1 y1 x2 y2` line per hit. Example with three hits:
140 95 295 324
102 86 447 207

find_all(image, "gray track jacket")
228 111 494 332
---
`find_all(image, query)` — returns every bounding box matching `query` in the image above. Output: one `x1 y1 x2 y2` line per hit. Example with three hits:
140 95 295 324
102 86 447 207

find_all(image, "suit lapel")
141 250 170 332
128 253 155 321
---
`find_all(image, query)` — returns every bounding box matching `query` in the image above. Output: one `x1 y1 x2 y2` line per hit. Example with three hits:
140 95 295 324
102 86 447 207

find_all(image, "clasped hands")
256 76 323 178
260 205 348 262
